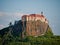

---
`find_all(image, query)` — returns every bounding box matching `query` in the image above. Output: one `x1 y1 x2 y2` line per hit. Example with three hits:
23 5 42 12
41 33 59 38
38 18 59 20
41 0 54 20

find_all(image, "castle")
22 13 48 37
0 12 53 39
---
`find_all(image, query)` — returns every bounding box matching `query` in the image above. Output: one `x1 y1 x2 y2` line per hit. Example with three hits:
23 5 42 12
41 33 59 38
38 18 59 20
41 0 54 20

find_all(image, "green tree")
44 25 53 37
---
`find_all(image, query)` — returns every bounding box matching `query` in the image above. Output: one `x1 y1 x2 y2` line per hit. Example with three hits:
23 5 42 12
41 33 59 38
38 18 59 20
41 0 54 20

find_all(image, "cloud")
0 12 26 29
0 24 5 30
13 12 24 18
0 12 6 16
0 12 24 18
0 12 11 17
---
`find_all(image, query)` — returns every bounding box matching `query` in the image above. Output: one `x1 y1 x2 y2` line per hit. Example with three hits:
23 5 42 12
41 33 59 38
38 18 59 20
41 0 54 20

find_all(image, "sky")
0 0 60 35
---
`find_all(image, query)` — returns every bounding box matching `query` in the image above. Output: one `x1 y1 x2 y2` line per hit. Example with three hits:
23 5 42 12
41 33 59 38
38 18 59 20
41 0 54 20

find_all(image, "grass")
0 35 60 45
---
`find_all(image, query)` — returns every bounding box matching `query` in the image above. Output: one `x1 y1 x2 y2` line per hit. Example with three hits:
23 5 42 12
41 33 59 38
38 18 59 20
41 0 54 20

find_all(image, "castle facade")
22 14 48 37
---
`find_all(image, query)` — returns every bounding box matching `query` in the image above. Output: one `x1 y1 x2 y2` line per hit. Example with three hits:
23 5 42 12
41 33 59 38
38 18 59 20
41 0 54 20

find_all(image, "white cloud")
0 12 11 17
0 24 5 30
13 12 24 18
0 12 25 29
0 12 25 18
0 12 5 16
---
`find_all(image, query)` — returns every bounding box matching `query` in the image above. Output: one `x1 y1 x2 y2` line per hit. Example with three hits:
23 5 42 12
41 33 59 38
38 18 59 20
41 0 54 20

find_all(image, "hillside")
0 20 56 45
0 26 60 45
0 14 59 45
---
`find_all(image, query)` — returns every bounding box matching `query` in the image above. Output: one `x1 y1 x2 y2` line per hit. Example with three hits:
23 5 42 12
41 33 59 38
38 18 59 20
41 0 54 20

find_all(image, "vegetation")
0 26 60 45
0 21 60 45
0 35 60 45
44 25 53 37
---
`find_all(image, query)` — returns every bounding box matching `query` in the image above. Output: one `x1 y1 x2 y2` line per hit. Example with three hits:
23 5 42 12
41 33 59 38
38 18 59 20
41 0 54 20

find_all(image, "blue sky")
0 0 60 35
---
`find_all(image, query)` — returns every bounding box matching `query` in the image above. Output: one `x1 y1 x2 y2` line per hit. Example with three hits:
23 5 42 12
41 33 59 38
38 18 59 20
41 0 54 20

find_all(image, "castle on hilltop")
0 12 53 39
21 12 48 37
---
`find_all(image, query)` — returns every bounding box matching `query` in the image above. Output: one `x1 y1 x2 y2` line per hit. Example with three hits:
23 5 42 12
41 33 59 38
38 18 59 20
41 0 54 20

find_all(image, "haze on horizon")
0 0 60 35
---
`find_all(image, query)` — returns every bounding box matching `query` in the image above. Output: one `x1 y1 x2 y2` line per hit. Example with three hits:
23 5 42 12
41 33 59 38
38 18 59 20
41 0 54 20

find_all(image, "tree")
44 25 53 37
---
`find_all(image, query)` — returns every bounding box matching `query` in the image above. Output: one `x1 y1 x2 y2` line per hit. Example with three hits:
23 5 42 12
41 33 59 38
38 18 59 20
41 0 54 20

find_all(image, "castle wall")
22 14 48 37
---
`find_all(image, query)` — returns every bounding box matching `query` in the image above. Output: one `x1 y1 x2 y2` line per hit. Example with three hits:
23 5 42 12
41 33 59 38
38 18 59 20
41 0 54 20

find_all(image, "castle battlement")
22 14 48 23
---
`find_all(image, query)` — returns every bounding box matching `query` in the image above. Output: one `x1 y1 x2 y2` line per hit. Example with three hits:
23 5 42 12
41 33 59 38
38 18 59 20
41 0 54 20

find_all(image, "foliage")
0 21 59 45
44 26 53 37
0 33 60 45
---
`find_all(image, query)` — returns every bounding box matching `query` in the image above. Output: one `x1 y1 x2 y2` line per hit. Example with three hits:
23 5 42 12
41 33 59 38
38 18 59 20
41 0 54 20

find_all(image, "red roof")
22 14 45 18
